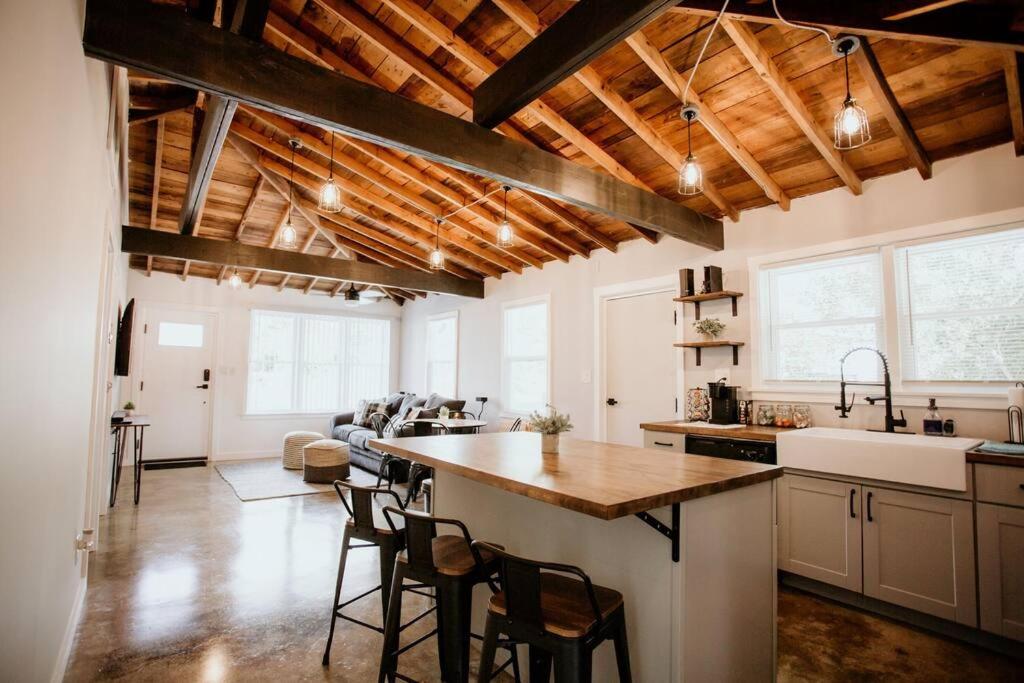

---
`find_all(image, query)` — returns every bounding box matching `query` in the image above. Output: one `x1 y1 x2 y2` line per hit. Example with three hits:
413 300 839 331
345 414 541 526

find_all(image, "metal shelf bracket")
635 503 680 562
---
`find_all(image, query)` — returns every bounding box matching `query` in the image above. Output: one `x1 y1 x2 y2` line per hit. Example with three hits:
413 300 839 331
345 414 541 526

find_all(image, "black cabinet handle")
866 491 874 522
606 398 618 406
1019 484 1024 491
849 488 857 519
654 441 673 447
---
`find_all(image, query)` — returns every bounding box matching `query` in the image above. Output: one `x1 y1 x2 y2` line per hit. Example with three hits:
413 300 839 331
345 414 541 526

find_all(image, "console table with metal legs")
109 416 150 506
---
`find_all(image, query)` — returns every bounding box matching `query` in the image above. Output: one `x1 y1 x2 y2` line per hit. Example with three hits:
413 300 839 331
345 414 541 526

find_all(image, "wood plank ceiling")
126 0 1023 299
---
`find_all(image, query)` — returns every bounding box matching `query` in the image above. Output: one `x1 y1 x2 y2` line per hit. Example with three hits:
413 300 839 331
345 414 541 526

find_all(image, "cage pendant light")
280 139 300 247
833 37 871 150
678 106 703 196
497 185 514 247
228 268 242 289
318 132 343 213
429 217 445 270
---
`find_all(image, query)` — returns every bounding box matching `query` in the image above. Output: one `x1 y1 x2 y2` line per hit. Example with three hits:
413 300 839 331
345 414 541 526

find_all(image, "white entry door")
137 307 217 460
604 290 677 446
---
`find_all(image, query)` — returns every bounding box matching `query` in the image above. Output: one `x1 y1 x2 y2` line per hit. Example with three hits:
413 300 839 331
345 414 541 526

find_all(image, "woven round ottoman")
282 430 323 470
303 439 350 484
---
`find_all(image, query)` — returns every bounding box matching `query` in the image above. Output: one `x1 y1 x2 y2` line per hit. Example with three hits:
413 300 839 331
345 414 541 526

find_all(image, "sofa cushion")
333 424 368 443
407 407 439 421
384 392 407 416
353 399 388 427
396 394 426 421
346 429 375 451
423 393 465 411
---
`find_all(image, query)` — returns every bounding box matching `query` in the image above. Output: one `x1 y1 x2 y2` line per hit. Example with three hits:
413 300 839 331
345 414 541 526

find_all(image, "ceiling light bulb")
429 247 445 270
678 154 703 196
318 178 342 213
228 270 241 289
840 101 862 136
280 221 297 247
497 220 514 248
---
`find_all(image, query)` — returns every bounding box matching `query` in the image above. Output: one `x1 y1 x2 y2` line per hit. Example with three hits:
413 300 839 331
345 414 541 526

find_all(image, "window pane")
897 228 1024 381
426 314 457 395
340 317 389 406
773 255 881 325
504 303 547 357
158 322 204 348
428 361 456 398
247 312 296 413
775 324 881 381
507 359 547 413
301 317 341 412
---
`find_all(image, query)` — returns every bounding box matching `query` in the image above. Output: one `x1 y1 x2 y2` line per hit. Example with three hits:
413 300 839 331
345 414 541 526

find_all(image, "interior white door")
604 290 677 446
138 307 217 460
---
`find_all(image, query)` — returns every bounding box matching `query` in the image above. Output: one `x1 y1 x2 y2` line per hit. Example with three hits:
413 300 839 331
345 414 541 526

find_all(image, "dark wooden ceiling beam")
882 1 970 22
670 1 1024 52
177 0 270 235
474 0 680 128
849 36 931 178
1005 52 1024 157
83 0 723 249
121 226 484 298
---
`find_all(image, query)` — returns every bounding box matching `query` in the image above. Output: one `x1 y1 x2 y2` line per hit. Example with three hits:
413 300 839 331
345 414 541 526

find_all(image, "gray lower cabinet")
977 502 1024 641
778 474 862 592
862 487 977 626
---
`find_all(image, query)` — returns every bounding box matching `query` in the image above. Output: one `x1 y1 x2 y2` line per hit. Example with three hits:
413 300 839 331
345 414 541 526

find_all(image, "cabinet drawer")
643 431 684 451
976 464 1024 508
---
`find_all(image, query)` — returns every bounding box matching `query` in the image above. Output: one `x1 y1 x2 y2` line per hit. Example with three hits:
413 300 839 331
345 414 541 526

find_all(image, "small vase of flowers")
693 317 726 341
528 405 573 454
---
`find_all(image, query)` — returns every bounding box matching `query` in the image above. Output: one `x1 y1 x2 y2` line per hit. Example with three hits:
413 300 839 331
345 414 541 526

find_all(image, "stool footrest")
392 627 438 657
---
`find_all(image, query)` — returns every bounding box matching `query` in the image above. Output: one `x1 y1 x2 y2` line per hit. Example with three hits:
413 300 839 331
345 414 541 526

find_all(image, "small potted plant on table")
122 401 135 417
528 404 573 455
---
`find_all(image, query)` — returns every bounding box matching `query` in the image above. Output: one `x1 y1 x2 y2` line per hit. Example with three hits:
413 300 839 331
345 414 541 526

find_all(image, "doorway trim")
132 301 222 463
593 274 682 442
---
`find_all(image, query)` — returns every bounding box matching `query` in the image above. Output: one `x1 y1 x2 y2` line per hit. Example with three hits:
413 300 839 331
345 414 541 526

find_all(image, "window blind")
502 300 549 414
759 252 883 382
425 312 458 397
246 310 391 414
895 228 1024 382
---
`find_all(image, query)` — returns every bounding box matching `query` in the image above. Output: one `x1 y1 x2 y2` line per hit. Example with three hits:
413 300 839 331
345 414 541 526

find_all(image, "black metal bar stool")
472 542 632 683
322 481 435 666
378 508 520 683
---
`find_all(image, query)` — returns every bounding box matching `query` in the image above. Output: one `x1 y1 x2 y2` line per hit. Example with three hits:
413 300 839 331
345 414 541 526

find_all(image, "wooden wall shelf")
674 290 743 318
674 341 745 366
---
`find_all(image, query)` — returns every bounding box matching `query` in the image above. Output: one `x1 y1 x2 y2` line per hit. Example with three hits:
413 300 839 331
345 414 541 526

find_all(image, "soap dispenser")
923 398 943 436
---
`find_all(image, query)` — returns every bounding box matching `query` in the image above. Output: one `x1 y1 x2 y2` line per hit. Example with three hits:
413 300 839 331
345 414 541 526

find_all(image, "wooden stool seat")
397 535 501 576
488 573 623 638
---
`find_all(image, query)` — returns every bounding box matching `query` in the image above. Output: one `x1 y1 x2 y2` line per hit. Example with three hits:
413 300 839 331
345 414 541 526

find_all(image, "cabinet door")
862 487 976 626
778 474 862 591
978 503 1024 641
643 431 684 452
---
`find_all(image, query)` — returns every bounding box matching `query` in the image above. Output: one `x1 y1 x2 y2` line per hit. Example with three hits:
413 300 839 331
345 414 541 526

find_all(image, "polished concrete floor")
66 463 1021 681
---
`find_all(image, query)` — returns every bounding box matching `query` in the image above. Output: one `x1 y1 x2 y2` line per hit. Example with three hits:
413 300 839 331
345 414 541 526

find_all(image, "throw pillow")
406 407 439 421
353 399 389 427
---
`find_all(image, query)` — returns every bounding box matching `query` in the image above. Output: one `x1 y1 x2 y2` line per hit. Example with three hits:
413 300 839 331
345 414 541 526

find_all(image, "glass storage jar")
756 404 775 426
774 404 794 428
793 404 812 429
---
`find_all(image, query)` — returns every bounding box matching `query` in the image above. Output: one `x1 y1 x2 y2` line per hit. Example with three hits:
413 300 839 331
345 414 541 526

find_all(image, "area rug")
215 458 338 501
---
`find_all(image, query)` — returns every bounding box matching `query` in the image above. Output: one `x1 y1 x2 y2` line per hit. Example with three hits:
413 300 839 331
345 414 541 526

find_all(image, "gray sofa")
329 392 466 480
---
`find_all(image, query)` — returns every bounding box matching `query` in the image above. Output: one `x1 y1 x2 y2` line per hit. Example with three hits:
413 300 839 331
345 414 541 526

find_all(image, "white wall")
399 144 1024 442
126 270 403 460
0 0 125 679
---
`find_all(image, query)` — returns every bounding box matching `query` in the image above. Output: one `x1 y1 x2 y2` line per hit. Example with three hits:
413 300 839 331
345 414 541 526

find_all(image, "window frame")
424 310 459 398
748 212 1024 409
244 308 393 417
500 294 552 417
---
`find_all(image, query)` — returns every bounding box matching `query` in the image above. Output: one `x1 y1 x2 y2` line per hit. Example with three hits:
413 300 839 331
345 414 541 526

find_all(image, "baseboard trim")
51 576 87 683
212 450 279 462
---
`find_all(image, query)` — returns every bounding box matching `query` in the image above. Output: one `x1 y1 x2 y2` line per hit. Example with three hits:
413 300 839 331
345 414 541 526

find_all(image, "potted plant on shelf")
528 404 573 455
693 317 725 341
123 401 135 417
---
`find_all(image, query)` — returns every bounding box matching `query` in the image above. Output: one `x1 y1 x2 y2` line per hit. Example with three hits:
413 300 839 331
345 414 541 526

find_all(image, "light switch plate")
581 369 592 384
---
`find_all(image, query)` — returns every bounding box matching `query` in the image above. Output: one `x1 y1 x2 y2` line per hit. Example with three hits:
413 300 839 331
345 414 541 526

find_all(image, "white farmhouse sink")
777 428 982 491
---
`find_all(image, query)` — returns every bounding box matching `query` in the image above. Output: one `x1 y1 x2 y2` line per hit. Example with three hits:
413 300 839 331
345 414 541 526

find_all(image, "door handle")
195 383 209 389
606 398 618 406
866 491 874 522
849 488 856 519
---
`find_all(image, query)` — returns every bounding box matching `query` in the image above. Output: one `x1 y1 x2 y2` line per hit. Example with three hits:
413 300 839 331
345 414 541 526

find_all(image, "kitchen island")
370 432 782 681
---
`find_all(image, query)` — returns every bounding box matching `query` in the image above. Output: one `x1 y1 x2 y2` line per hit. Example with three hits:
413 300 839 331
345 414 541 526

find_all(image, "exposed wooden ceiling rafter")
85 0 721 247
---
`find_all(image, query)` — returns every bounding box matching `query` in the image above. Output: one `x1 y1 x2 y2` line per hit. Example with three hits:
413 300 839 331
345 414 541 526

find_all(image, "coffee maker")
708 379 740 425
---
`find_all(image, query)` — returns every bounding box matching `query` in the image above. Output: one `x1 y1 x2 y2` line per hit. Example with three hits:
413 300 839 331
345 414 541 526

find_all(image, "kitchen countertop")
369 432 782 520
640 420 793 442
967 449 1024 468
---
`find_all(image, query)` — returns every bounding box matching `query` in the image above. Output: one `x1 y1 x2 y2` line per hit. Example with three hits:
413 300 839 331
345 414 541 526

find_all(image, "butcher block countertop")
640 421 792 442
370 432 782 520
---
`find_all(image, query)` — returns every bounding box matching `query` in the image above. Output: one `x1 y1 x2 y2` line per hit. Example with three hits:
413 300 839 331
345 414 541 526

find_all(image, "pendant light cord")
771 0 834 45
327 132 335 180
683 0 730 106
288 141 295 225
502 186 509 222
843 51 852 99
